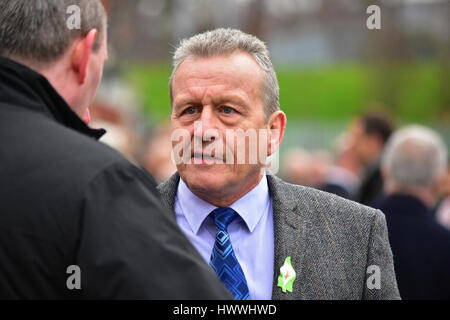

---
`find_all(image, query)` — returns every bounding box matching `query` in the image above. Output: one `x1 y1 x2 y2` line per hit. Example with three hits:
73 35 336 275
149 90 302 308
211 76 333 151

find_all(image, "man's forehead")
179 74 244 92
173 85 249 106
172 53 263 96
174 52 262 81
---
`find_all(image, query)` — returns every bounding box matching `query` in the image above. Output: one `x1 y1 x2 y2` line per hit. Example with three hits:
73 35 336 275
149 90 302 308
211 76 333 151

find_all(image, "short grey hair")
169 28 280 118
0 0 107 64
381 125 448 189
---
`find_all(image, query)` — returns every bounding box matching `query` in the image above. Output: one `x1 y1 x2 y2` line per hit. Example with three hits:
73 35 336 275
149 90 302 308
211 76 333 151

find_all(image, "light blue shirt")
174 174 274 300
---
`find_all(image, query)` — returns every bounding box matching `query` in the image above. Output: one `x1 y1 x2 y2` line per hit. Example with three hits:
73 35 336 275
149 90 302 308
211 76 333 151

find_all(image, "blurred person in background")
89 78 146 164
282 148 331 188
351 111 395 205
140 124 177 184
320 132 362 200
0 0 231 299
374 125 450 299
435 163 450 230
89 100 140 163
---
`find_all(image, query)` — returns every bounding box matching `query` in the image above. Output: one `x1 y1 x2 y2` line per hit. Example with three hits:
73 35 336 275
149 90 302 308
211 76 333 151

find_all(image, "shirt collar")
177 173 270 234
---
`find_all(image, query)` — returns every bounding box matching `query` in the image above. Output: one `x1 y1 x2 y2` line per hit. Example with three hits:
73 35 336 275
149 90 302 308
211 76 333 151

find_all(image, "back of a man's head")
0 0 106 66
360 112 394 145
0 0 108 120
381 125 448 198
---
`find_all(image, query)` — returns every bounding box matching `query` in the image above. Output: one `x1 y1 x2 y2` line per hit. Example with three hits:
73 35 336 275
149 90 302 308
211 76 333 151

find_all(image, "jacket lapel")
269 175 355 299
157 172 180 213
267 174 309 300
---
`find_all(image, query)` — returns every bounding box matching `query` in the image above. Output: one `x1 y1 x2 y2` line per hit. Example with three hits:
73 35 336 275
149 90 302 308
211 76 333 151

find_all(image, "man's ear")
380 165 388 189
431 173 445 200
71 29 98 84
266 110 287 157
381 166 394 194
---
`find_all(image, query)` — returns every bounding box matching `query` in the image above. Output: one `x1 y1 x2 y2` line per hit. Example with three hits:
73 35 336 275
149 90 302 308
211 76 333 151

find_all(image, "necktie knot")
211 207 238 231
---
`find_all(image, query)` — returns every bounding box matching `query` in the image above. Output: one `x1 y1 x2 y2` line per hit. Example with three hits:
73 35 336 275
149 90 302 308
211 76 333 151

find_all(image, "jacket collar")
0 57 105 140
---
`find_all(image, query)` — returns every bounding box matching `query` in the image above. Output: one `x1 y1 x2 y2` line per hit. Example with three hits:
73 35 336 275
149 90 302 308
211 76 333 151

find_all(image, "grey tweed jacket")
157 172 400 300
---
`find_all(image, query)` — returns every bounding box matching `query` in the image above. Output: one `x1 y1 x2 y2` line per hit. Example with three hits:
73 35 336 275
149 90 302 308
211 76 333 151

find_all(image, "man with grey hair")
0 0 231 299
374 125 450 299
158 28 400 299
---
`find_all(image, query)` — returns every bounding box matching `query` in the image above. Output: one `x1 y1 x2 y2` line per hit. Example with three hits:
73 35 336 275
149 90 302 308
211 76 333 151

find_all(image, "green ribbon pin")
277 256 296 293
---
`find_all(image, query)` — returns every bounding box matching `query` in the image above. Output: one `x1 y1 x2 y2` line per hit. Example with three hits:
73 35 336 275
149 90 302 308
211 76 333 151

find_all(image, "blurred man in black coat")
0 0 230 299
374 125 450 299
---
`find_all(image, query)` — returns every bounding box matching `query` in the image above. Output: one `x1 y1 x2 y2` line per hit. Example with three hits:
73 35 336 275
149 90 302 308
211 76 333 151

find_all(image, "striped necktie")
209 207 250 300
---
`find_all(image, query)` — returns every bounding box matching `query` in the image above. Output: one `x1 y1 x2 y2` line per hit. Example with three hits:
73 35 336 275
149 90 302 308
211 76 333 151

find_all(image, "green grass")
277 64 369 120
125 63 173 121
125 62 446 123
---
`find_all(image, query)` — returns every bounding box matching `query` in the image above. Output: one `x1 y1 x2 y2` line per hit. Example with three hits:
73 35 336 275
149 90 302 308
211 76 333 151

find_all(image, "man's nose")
196 106 220 142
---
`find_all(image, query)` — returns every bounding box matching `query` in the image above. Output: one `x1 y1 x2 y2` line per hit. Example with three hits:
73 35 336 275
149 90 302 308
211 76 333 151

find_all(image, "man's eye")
185 107 197 115
222 106 234 114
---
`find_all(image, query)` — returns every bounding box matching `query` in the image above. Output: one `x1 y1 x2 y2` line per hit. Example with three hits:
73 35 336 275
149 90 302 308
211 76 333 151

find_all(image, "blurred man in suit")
0 0 230 299
374 125 450 299
321 132 362 200
352 112 394 205
158 28 400 300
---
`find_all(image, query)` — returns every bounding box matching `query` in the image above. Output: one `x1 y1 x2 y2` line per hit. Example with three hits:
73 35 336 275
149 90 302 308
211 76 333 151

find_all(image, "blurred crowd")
280 110 450 299
280 111 450 224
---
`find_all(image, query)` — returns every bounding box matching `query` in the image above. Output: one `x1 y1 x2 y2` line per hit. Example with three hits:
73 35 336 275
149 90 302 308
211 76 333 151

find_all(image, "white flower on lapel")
277 256 296 293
